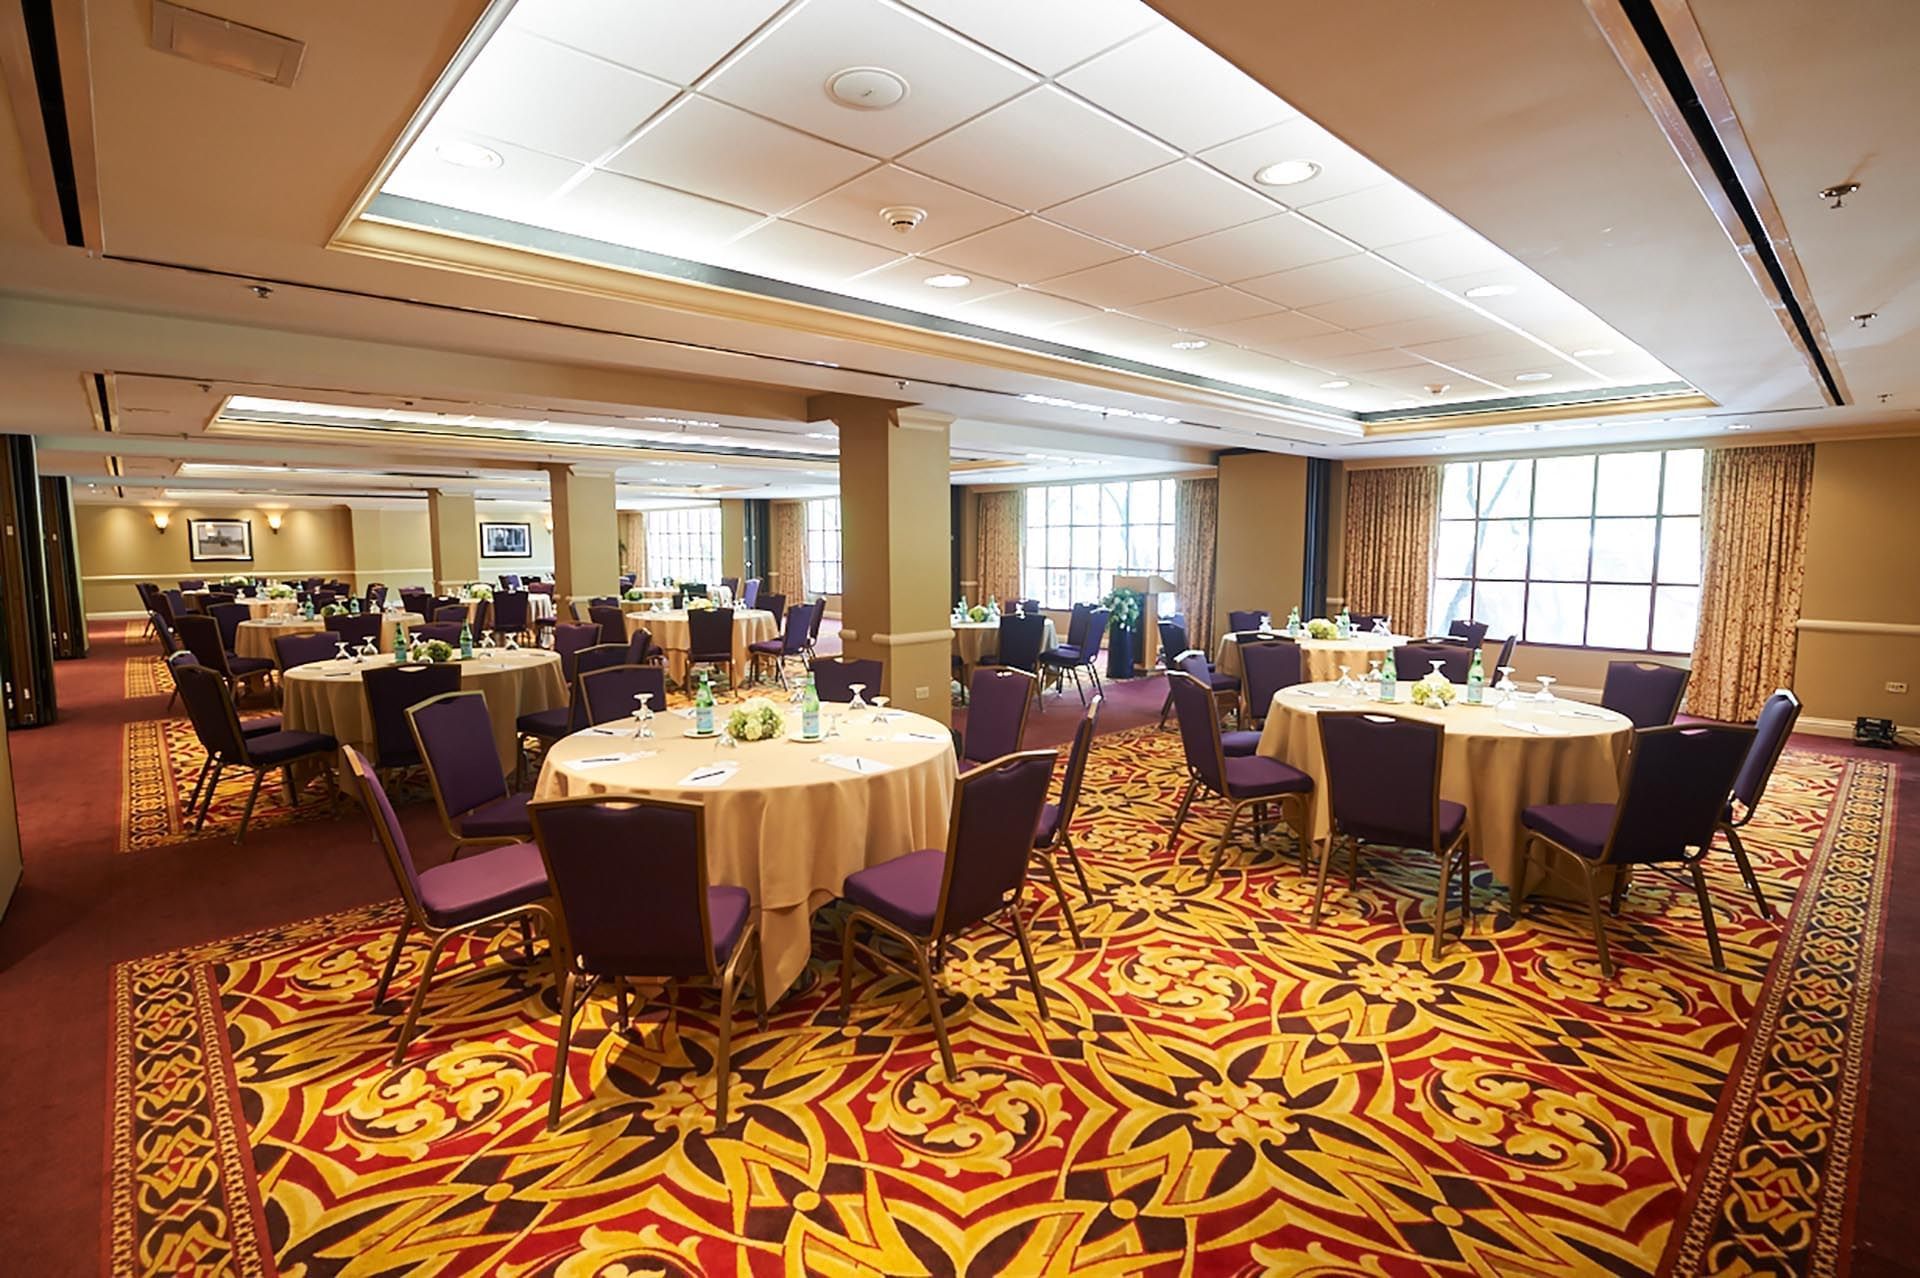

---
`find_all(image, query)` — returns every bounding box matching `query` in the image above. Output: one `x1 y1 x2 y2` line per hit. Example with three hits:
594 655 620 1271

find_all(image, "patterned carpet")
119 716 339 852
123 653 169 700
107 728 1892 1276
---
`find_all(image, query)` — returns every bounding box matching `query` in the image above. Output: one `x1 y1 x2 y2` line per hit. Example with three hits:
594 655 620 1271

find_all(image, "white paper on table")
1498 719 1567 736
891 730 947 743
572 751 658 770
677 762 739 787
818 753 890 775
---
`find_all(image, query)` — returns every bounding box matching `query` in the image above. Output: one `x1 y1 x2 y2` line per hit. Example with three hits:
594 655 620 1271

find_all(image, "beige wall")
77 503 356 614
348 507 433 594
1215 452 1308 640
476 509 554 583
720 500 747 585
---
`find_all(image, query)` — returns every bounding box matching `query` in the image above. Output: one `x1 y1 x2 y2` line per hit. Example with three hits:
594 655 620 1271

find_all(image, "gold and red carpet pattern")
119 717 336 852
107 730 1892 1275
123 653 169 700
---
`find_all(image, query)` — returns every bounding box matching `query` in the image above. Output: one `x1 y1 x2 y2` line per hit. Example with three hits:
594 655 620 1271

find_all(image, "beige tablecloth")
623 609 779 684
1256 682 1632 890
283 649 566 770
241 598 299 620
1216 632 1405 683
234 613 424 661
535 705 957 999
952 618 1058 668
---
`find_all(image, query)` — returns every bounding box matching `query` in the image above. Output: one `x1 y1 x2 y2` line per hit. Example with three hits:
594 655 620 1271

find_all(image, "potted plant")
1101 586 1142 679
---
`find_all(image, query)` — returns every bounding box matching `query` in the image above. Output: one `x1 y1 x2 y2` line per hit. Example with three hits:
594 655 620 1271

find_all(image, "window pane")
1596 452 1661 515
1533 455 1595 517
1436 522 1475 577
1591 518 1655 581
1657 516 1701 584
1475 581 1525 645
1662 449 1704 515
1072 568 1101 605
1440 463 1477 520
1047 526 1068 567
1478 459 1532 517
1048 486 1069 522
1430 579 1472 635
1100 524 1125 572
1071 524 1097 566
1526 583 1586 645
1476 519 1529 578
1586 584 1652 649
1529 520 1591 580
1652 585 1700 652
1026 494 1045 528
1025 528 1045 572
1130 479 1159 526
1070 483 1098 523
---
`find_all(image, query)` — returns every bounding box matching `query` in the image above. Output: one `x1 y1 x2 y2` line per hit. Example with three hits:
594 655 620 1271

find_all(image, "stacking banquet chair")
590 595 620 611
1178 652 1256 755
807 596 826 657
624 626 665 667
1314 712 1473 958
359 660 461 791
748 600 814 687
589 604 627 647
409 690 536 856
839 749 1057 1080
1493 635 1516 676
1227 609 1266 633
333 612 382 649
365 583 388 610
415 622 464 645
1164 670 1314 884
960 667 1034 773
1063 603 1091 652
1157 617 1238 730
151 587 180 632
1396 640 1472 684
1347 612 1390 633
550 622 602 678
982 613 1047 677
1714 689 1802 919
499 573 523 591
432 603 471 624
162 588 191 624
273 630 341 672
134 582 161 638
686 606 737 690
1447 618 1490 650
490 590 530 644
1517 722 1756 977
720 575 739 596
167 652 283 738
1239 637 1303 728
530 793 764 1131
811 656 883 703
1040 606 1109 705
156 619 186 711
515 642 628 782
579 663 669 727
175 612 276 702
741 578 761 609
1601 660 1691 728
1033 696 1103 946
172 663 338 843
756 592 786 626
343 748 549 1066
177 578 205 591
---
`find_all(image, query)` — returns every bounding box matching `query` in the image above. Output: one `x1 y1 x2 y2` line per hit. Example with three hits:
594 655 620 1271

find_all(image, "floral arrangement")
465 584 494 601
320 603 346 617
624 587 645 602
267 584 296 600
725 696 784 742
1410 672 1457 707
1101 585 1141 634
1305 617 1337 640
223 574 251 587
421 639 456 664
968 604 989 622
686 596 717 612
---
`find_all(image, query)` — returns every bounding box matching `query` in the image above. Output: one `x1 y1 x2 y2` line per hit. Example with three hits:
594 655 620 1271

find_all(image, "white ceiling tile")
1375 229 1518 281
436 30 680 164
1153 214 1357 283
1037 254 1209 309
1058 24 1295 154
787 165 1018 251
1403 333 1544 365
899 86 1176 211
935 216 1127 281
896 0 1158 76
1250 329 1390 365
1201 310 1342 348
506 0 787 86
544 170 765 257
1298 183 1463 248
1199 116 1390 205
384 130 584 222
704 0 1035 158
1350 313 1492 349
951 287 1105 337
1046 311 1187 362
1200 348 1331 397
709 219 905 286
1301 285 1467 331
838 256 1014 315
1044 160 1275 250
1237 254 1413 309
1303 347 1433 375
1123 287 1281 330
604 95 875 214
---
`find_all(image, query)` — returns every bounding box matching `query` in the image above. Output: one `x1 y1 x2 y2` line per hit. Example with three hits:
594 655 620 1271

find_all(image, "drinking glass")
633 691 654 739
1535 675 1558 711
504 633 519 651
1367 659 1383 689
872 695 890 722
1429 660 1448 681
848 683 868 711
334 641 350 662
1336 664 1354 695
1495 665 1518 706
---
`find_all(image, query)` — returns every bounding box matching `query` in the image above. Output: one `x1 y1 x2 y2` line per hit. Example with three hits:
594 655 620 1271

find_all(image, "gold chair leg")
1060 833 1094 901
1035 850 1084 949
1689 860 1727 971
1010 904 1050 1021
546 969 581 1130
1577 864 1614 979
372 921 411 1009
1722 826 1773 919
1165 781 1195 854
714 962 737 1131
751 929 769 1032
393 931 453 1064
912 941 956 1080
1309 837 1337 929
838 913 860 1024
1432 848 1455 962
1204 802 1240 884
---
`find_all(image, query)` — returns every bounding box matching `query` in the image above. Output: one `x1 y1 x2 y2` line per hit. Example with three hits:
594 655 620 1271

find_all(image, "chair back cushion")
414 622 463 644
1065 603 1091 649
361 661 462 768
1318 712 1445 849
570 644 631 729
589 605 627 646
1397 641 1471 684
757 593 786 626
274 631 341 671
1732 690 1802 812
1227 609 1264 633
937 751 1056 935
686 607 735 659
993 613 1047 672
491 591 530 631
624 627 656 665
1240 639 1303 713
531 797 715 978
1157 619 1191 668
433 604 469 623
174 662 248 761
1079 607 1111 661
1165 671 1226 791
812 657 883 702
809 597 827 641
1494 634 1516 673
333 613 381 647
741 579 760 608
964 668 1033 764
1607 723 1755 864
552 623 601 681
342 746 428 919
579 664 668 727
1601 660 1691 729
1447 619 1490 649
208 602 249 651
408 691 510 818
173 614 233 677
780 602 815 652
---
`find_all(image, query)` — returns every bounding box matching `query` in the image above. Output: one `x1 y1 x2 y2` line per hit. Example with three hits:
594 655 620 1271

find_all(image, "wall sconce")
266 512 283 533
152 511 171 533
543 513 554 531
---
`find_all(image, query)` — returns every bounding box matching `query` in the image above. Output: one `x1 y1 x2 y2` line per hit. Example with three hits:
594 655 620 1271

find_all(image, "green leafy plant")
725 696 785 742
466 584 493 601
1100 586 1142 633
320 604 346 617
623 587 645 602
967 604 989 623
1305 617 1338 640
266 584 295 600
422 639 455 663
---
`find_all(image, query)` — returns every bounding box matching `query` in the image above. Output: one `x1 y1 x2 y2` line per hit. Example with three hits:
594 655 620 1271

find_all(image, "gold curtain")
974 489 1023 605
619 511 647 581
1688 443 1813 720
1175 477 1219 654
771 500 808 604
1343 465 1437 635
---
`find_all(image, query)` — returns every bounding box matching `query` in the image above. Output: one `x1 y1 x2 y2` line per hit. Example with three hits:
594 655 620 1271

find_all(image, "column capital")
896 407 955 432
804 392 913 424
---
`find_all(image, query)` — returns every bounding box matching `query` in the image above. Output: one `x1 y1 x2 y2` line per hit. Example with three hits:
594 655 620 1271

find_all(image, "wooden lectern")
1115 573 1176 674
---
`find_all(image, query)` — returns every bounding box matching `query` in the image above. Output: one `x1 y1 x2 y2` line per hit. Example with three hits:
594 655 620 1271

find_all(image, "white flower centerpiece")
266 583 296 600
624 587 645 602
465 583 494 601
223 573 252 588
686 595 717 612
1304 617 1338 639
1410 672 1457 708
726 696 784 743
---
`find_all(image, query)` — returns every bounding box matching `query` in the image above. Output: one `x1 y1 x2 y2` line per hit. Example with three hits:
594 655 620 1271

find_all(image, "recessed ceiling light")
1514 372 1554 383
1464 284 1516 299
1171 339 1208 351
826 66 909 111
1572 347 1614 358
1319 379 1351 390
433 139 502 170
1253 159 1321 187
924 272 971 289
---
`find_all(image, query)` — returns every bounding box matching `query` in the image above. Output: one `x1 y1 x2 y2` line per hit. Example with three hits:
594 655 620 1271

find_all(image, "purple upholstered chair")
433 603 470 624
1239 638 1303 727
1180 653 1258 757
1716 689 1802 919
360 660 461 781
686 607 736 690
177 578 205 592
1227 609 1266 633
741 578 761 609
499 573 523 591
981 613 1047 676
1039 606 1109 705
516 641 627 780
1518 722 1756 976
174 612 275 700
408 690 534 856
529 794 764 1130
1447 618 1490 650
1347 611 1390 633
167 651 282 747
343 747 549 1065
415 622 464 645
1314 711 1473 957
589 604 627 647
839 749 1057 1079
960 667 1034 772
624 626 664 667
273 630 341 672
748 600 814 687
579 663 668 727
1493 634 1516 675
1164 670 1313 883
333 612 381 648
549 622 601 679
172 663 337 843
1034 695 1103 947
755 592 786 626
490 591 530 641
207 601 249 654
365 583 388 610
1157 617 1237 730
1601 660 1691 729
1397 641 1471 684
810 657 883 703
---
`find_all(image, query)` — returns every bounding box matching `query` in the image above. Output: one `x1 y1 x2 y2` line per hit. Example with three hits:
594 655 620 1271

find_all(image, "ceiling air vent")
150 1 304 87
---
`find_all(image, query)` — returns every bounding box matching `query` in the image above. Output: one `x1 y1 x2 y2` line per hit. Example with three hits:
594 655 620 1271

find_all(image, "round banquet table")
1216 631 1405 683
241 597 300 620
233 612 424 661
622 608 779 684
534 703 958 999
1255 681 1633 893
282 649 565 771
952 617 1058 669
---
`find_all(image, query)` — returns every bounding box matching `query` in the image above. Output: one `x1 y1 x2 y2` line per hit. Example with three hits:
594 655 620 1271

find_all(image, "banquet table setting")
622 607 778 684
1216 629 1406 683
233 611 425 660
952 616 1057 669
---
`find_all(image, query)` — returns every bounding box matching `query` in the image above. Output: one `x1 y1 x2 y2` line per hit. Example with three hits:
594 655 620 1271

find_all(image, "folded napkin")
818 753 889 775
572 751 657 770
678 762 739 787
1498 719 1566 736
892 730 947 743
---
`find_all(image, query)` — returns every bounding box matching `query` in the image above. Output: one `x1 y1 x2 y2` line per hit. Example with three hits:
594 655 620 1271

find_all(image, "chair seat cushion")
1033 801 1062 848
516 706 570 739
1521 803 1615 860
748 639 785 654
227 655 276 677
239 714 282 737
1208 672 1241 693
1344 800 1469 851
1221 753 1312 799
417 840 549 928
842 847 944 936
1220 730 1261 757
244 729 337 766
457 792 533 839
1041 645 1084 664
707 884 751 964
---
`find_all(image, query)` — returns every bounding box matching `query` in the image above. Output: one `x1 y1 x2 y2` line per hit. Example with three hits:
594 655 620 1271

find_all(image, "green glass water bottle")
1379 648 1397 701
695 673 715 735
459 621 474 660
393 622 406 658
1466 646 1485 704
802 672 821 739
1286 605 1301 638
1337 606 1351 639
349 595 361 615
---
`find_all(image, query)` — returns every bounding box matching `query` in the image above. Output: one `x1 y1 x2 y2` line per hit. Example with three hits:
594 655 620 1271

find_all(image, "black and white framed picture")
187 518 254 562
480 521 533 558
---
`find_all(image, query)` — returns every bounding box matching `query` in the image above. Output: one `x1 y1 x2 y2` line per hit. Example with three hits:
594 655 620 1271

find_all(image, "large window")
1022 479 1177 609
1432 448 1703 652
805 497 842 596
645 505 721 584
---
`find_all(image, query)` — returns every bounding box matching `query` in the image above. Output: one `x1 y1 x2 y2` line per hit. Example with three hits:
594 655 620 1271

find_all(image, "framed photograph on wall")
480 521 532 559
187 518 254 562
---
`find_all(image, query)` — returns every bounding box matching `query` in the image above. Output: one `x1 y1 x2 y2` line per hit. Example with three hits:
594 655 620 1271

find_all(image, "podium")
1114 573 1176 675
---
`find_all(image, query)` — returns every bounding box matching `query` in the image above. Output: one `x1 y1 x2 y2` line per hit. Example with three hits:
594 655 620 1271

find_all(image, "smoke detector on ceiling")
827 67 909 110
1425 382 1451 395
879 205 927 234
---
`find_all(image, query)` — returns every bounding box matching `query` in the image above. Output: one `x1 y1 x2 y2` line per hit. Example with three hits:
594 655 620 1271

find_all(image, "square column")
545 464 619 610
426 490 478 591
816 396 952 727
